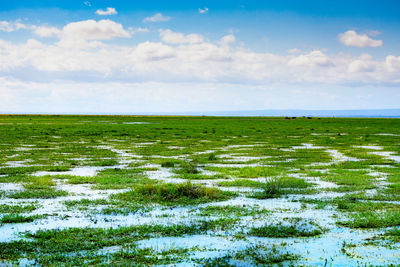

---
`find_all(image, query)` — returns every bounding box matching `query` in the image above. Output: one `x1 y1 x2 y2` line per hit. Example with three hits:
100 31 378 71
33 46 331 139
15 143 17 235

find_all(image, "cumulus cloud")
288 51 334 67
348 54 375 73
288 48 301 54
96 7 118 16
0 21 62 38
57 19 131 48
159 29 204 44
0 21 14 32
32 26 61 38
143 13 170 22
0 20 28 32
386 55 400 72
0 21 399 87
338 30 383 48
198 7 209 14
129 27 149 34
348 60 374 73
219 34 235 46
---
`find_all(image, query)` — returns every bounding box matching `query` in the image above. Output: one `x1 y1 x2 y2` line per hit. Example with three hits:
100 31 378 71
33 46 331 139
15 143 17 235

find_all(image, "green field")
0 115 400 265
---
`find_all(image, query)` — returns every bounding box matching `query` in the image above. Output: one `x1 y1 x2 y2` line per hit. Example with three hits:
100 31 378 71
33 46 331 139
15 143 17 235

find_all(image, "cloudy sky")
1 0 399 113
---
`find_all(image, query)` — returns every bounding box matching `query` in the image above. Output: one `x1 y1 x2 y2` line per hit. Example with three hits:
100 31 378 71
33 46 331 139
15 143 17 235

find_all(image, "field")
0 115 400 266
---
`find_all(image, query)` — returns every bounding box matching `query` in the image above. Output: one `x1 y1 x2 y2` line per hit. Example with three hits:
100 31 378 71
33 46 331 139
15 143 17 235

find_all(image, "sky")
0 0 399 114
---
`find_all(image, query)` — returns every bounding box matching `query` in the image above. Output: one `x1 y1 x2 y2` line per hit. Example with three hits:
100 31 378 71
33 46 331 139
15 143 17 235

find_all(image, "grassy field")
0 115 399 265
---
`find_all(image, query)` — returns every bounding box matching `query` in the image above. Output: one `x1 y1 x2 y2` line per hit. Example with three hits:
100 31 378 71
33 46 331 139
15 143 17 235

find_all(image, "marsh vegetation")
0 115 399 265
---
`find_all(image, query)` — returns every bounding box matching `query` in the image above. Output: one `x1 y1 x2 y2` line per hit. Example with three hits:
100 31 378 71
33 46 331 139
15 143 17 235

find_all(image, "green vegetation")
195 205 269 218
0 115 399 265
200 245 299 265
67 168 151 189
1 214 43 224
7 188 68 199
250 176 313 199
111 182 235 205
0 219 235 264
339 211 400 228
0 204 38 213
249 219 323 237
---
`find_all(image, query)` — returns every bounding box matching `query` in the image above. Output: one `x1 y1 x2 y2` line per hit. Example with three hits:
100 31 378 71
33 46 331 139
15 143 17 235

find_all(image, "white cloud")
32 26 61 38
0 22 399 88
83 1 91 7
143 13 170 23
0 21 14 32
0 21 61 38
96 7 118 16
57 19 131 48
348 60 374 73
159 29 204 44
386 55 400 72
348 54 375 73
338 30 383 48
288 48 301 54
129 27 149 34
288 51 333 67
198 7 209 14
134 41 176 61
220 34 235 46
0 20 28 32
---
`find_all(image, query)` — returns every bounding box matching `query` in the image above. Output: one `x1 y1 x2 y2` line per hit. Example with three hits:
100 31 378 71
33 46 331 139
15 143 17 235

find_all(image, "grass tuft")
111 182 235 205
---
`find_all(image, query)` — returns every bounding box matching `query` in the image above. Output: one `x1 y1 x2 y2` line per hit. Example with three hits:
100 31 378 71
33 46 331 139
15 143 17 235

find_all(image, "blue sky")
0 1 399 113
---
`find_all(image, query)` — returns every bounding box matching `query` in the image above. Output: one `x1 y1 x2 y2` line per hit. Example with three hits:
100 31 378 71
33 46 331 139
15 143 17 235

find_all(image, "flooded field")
0 115 399 266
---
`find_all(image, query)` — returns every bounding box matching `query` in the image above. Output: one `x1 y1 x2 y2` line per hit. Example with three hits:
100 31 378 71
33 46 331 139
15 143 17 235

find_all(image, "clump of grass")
66 168 150 189
250 176 313 199
339 211 400 228
161 161 175 168
0 204 38 213
201 245 299 265
111 182 235 205
44 166 70 172
208 153 217 161
251 177 283 199
8 189 68 199
235 245 299 265
179 161 199 174
336 200 400 212
196 205 268 218
218 179 265 188
384 228 400 242
1 214 42 224
91 159 119 166
249 220 323 238
23 176 55 190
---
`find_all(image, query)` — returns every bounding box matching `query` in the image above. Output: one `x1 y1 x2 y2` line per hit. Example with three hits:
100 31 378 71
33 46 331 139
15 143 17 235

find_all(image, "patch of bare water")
370 151 400 163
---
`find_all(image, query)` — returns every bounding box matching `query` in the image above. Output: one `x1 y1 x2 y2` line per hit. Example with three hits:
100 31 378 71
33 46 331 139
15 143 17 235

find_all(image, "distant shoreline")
0 109 400 118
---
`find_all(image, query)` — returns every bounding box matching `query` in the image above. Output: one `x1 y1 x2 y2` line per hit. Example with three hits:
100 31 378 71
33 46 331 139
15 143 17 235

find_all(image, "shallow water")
1 139 400 266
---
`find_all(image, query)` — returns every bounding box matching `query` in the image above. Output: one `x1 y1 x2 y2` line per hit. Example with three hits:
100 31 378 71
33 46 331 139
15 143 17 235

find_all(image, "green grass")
7 188 68 199
1 115 400 264
249 220 323 238
384 228 400 242
201 244 299 265
1 214 43 224
195 205 269 218
339 211 400 228
218 179 265 188
0 204 38 213
111 182 235 205
250 176 313 199
0 219 236 263
66 168 151 189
